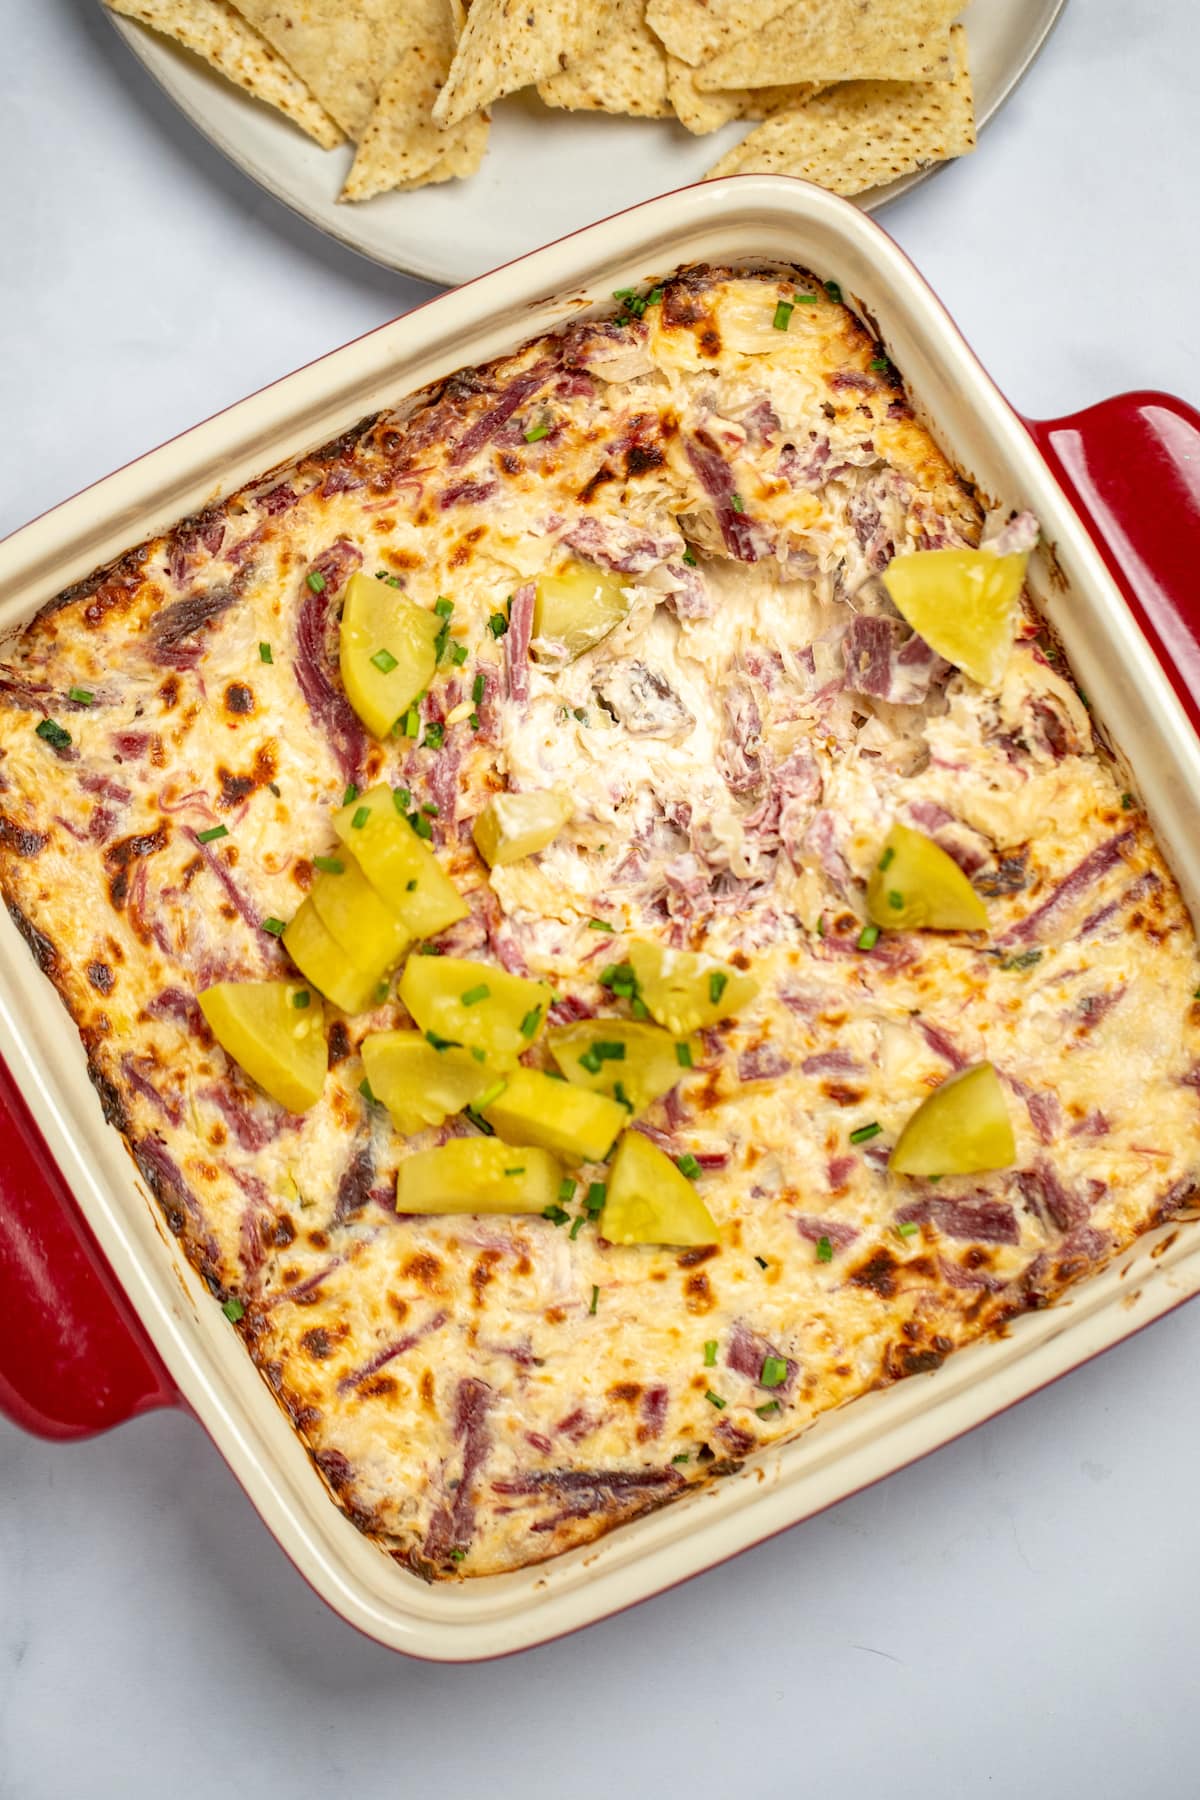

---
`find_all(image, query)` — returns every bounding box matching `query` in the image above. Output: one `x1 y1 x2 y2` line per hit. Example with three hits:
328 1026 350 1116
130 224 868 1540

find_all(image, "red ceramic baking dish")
2 178 1199 1659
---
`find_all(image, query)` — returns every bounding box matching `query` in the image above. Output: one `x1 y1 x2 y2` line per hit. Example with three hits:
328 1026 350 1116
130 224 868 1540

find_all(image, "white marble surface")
2 3 1199 1794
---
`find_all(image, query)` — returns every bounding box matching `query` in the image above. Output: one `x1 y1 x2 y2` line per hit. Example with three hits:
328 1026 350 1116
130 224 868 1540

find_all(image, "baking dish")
2 176 1199 1659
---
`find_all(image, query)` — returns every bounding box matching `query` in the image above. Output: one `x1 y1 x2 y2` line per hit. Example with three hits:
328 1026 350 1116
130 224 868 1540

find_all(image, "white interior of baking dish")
3 177 1199 1660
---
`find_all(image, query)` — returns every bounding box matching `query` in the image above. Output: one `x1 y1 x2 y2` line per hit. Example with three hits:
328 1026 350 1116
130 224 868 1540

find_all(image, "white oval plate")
104 0 1066 288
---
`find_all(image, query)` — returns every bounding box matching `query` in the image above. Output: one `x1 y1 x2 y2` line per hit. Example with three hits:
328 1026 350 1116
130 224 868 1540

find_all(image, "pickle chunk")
883 547 1029 688
600 1130 718 1247
627 939 758 1036
399 955 551 1065
361 1031 494 1136
866 823 987 933
283 900 383 1014
548 1019 697 1115
481 1067 626 1162
199 980 326 1112
533 560 631 663
396 1138 563 1216
472 789 572 867
890 1062 1016 1176
339 571 441 739
333 784 467 939
310 851 412 970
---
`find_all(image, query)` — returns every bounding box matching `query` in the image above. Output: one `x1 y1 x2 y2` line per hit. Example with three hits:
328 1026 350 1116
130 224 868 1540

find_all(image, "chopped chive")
613 1080 632 1111
393 786 412 812
816 1236 833 1263
488 611 509 638
857 924 880 951
824 279 843 303
558 1178 577 1204
896 1220 920 1238
730 494 745 513
887 890 904 910
754 1255 769 1270
343 782 359 805
542 1205 570 1226
449 1548 467 1562
672 1452 690 1464
760 1356 788 1388
849 1121 882 1145
306 570 326 593
589 1285 600 1315
520 1006 542 1039
878 846 895 872
756 1401 781 1418
1000 948 1042 971
423 721 445 750
268 782 281 798
197 824 229 844
587 917 615 932
573 707 588 724
704 1389 726 1410
647 287 664 306
677 1153 702 1180
675 1041 694 1068
68 686 94 705
816 915 825 938
523 422 551 443
222 1297 246 1322
681 549 698 567
585 1181 606 1216
773 299 794 331
708 970 728 1006
434 596 454 618
470 1046 487 1063
461 983 490 1006
35 718 71 750
262 916 287 937
703 1339 717 1367
403 707 420 738
631 997 649 1020
795 293 817 304
259 642 273 664
468 712 480 731
351 805 370 830
472 672 485 704
870 357 890 373
503 1167 525 1177
313 855 344 875
475 1078 507 1109
592 1041 626 1062
375 980 389 1002
358 1077 377 1104
1121 791 1134 810
418 940 442 954
409 810 433 840
450 641 468 666
569 1215 585 1239
291 989 311 1009
425 1029 459 1052
370 647 398 673
578 1048 602 1074
466 1107 494 1136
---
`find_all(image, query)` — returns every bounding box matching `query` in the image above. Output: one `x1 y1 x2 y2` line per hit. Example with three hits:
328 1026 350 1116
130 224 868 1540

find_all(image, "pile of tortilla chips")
106 0 977 205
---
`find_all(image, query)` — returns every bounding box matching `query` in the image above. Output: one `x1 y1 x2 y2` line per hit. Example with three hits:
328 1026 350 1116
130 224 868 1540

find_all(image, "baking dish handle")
0 1056 179 1441
1024 390 1200 724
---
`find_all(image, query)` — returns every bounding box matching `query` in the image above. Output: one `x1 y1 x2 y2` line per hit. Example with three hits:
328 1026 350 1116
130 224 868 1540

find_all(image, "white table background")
3 3 1199 1794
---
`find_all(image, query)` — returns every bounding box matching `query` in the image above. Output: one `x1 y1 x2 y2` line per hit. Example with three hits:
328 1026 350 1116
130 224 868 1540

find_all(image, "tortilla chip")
339 0 482 200
666 56 822 134
696 0 960 91
106 0 342 145
644 0 798 68
232 0 423 139
367 111 490 193
343 98 489 200
434 0 605 127
538 0 670 117
705 25 974 194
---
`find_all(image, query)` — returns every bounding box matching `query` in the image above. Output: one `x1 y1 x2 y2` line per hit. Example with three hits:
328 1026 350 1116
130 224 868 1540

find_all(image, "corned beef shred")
423 1377 494 1559
505 582 535 703
725 1320 797 1394
685 430 762 561
338 1309 449 1395
294 559 367 784
1001 829 1136 944
896 1195 1021 1245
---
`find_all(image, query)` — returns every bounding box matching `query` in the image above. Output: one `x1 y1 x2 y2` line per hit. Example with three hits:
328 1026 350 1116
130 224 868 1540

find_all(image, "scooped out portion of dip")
1 265 1196 1583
